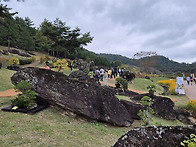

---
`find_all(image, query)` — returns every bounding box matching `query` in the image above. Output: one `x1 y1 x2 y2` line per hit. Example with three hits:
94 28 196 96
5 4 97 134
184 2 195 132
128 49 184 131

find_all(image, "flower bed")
157 79 176 95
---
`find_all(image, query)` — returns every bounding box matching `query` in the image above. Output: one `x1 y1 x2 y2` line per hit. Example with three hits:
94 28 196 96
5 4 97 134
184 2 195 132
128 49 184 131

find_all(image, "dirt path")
184 81 196 100
99 81 145 94
0 89 20 97
22 60 41 68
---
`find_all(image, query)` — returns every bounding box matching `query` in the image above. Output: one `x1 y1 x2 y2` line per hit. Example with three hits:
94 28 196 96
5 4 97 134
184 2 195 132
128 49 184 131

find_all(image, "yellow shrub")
147 74 159 77
53 59 69 72
186 100 196 118
30 56 36 62
187 100 196 111
8 57 20 66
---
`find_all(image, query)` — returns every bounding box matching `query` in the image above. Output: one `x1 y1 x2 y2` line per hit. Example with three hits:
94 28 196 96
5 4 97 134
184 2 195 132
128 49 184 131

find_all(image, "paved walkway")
184 81 196 100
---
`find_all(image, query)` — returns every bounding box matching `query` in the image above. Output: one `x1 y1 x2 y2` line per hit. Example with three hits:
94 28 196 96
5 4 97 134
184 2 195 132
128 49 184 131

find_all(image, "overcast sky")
2 0 196 63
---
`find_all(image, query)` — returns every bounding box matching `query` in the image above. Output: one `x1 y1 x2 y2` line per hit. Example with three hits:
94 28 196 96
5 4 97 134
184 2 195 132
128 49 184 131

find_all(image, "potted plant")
147 85 156 95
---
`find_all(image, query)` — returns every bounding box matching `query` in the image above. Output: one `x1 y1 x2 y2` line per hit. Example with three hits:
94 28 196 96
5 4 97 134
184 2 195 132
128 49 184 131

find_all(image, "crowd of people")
186 74 196 85
93 67 126 86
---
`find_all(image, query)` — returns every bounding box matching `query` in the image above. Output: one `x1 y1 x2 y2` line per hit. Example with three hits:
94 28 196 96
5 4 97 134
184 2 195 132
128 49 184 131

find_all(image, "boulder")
18 52 31 57
176 109 190 124
120 100 142 120
122 72 135 82
27 51 36 56
69 70 90 81
132 94 177 120
11 67 134 127
113 125 196 147
8 49 31 57
69 70 100 85
152 95 177 120
2 50 9 55
7 65 20 71
8 49 20 54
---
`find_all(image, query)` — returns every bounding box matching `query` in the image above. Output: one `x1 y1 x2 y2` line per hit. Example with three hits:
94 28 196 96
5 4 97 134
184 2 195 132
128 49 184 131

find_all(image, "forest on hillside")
0 4 112 66
99 53 196 74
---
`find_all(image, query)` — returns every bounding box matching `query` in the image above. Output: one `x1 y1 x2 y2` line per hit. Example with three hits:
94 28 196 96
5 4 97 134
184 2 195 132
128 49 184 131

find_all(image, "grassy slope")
129 76 168 95
0 68 16 92
0 97 130 146
0 96 184 147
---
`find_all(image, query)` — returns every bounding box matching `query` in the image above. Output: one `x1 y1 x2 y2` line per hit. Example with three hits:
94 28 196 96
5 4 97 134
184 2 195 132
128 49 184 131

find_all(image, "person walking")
104 70 108 86
100 67 104 81
190 75 193 85
108 69 112 79
194 77 196 84
44 62 50 69
118 68 122 77
94 67 100 81
186 76 190 85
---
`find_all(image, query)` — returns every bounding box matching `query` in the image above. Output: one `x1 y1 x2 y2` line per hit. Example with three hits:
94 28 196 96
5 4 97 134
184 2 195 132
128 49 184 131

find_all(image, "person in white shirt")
104 70 108 86
100 68 104 81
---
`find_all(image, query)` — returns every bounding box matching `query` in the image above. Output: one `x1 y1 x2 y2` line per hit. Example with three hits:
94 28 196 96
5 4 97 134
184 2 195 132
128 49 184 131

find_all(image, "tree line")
0 4 114 67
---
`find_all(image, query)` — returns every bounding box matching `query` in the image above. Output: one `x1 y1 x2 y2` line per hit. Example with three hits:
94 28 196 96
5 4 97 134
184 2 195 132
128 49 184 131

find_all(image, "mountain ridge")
99 53 196 73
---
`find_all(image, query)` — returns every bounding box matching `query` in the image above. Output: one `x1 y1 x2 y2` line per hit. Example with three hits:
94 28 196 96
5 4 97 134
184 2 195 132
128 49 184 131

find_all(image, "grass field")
0 68 16 92
0 96 184 147
0 97 130 146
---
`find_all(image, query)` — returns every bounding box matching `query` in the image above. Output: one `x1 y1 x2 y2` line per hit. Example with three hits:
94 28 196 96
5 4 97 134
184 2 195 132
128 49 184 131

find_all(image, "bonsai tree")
137 96 154 126
147 85 156 95
12 80 37 109
115 77 128 92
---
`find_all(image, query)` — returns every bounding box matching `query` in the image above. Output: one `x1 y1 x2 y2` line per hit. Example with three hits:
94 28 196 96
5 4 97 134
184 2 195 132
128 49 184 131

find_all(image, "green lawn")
0 68 16 92
0 97 131 147
0 96 184 147
128 77 168 95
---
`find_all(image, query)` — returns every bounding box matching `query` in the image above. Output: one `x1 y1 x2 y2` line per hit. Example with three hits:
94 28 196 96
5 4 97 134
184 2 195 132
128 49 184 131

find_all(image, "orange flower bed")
157 79 176 95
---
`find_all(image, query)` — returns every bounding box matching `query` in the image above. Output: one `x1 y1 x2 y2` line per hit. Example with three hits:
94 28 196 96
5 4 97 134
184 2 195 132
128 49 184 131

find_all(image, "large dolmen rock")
132 94 177 120
11 67 133 127
113 125 196 147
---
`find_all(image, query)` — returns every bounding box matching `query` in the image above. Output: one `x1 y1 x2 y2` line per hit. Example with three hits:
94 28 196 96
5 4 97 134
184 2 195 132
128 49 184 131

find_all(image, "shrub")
181 134 196 147
19 59 32 65
115 77 128 92
40 56 45 63
169 89 176 95
47 60 54 67
186 100 196 118
12 80 36 108
8 57 20 66
147 85 156 94
30 56 36 62
53 59 69 72
0 57 7 63
44 55 50 61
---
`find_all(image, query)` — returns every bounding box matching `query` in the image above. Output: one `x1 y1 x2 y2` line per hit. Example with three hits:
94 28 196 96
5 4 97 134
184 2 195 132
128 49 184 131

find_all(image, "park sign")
175 77 185 95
